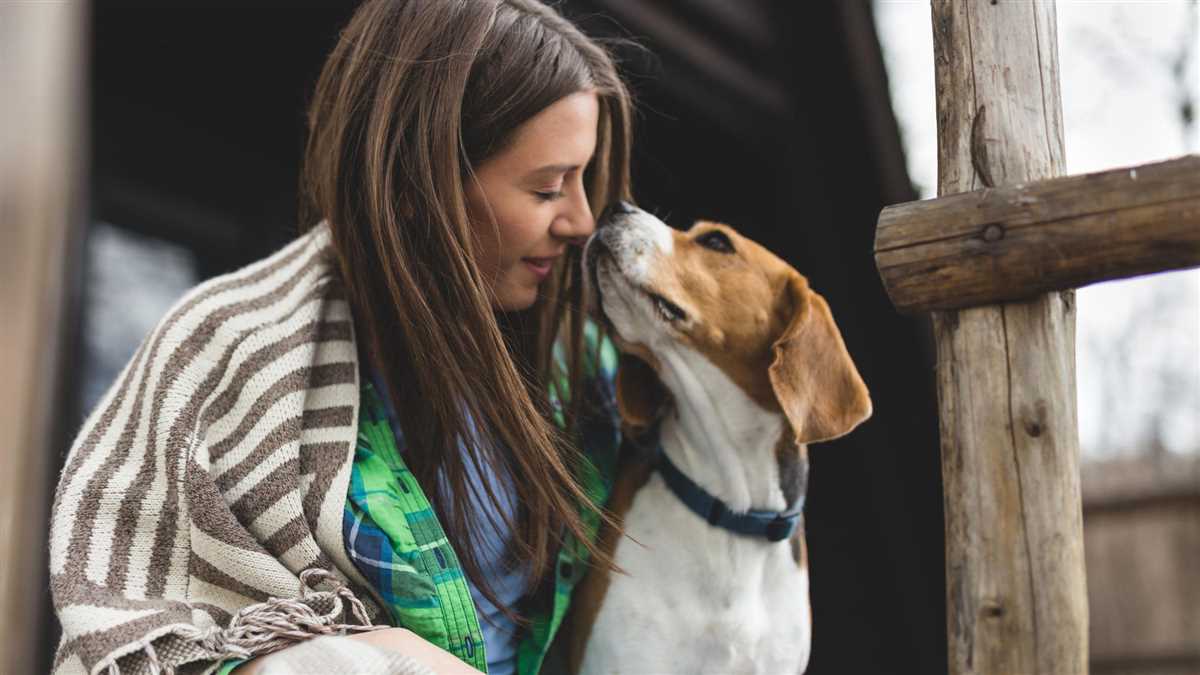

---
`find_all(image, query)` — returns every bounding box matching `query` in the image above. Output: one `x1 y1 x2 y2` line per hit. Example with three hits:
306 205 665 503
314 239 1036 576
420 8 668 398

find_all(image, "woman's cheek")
500 217 548 254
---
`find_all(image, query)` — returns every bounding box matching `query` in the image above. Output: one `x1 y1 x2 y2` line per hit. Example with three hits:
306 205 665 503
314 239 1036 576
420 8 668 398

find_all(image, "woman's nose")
552 192 595 243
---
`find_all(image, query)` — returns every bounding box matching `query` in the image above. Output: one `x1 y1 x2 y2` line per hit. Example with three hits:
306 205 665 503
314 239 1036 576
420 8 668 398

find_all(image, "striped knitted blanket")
49 224 383 674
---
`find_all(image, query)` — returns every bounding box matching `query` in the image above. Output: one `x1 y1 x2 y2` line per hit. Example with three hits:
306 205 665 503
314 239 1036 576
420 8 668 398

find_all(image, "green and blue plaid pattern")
345 322 621 674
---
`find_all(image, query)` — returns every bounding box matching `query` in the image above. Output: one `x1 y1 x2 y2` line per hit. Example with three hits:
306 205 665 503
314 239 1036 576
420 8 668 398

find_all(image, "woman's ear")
615 353 669 431
768 274 872 445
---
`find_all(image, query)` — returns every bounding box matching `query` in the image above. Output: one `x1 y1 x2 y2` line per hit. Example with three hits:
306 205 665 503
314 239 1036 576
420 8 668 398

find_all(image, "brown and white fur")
565 205 872 674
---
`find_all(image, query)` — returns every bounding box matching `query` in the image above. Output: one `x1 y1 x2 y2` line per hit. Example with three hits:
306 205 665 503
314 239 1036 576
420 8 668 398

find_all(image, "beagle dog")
566 202 872 674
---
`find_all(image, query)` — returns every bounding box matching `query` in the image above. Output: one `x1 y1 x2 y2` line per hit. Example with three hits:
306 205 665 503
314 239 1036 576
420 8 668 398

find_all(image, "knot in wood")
981 223 1006 242
1061 290 1075 314
1023 400 1050 438
981 602 1006 619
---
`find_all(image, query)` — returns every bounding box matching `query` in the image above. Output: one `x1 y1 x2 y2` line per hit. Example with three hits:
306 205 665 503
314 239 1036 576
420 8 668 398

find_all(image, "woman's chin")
492 284 540 312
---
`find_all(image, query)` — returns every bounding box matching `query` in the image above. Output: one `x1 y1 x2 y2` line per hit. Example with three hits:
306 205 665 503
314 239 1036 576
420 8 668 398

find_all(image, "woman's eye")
696 230 735 253
534 189 564 202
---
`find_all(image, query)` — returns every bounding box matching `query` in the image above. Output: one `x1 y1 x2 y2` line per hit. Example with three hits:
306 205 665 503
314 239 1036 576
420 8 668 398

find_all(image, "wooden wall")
1083 454 1200 675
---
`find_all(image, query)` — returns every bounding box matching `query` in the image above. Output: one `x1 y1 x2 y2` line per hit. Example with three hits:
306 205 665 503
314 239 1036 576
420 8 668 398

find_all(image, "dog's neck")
655 343 791 514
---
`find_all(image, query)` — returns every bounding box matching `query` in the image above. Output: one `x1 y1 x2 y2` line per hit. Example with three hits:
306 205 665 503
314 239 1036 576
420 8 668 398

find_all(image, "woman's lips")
523 257 556 280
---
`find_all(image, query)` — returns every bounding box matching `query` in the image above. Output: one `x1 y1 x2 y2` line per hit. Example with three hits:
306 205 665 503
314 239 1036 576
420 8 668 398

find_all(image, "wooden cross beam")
877 155 1200 314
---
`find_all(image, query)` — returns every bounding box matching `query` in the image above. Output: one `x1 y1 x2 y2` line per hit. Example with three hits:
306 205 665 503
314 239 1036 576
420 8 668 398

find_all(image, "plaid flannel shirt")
344 322 621 674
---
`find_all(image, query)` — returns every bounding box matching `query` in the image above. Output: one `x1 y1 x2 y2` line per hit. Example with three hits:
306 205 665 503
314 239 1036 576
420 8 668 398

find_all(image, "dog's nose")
600 200 637 223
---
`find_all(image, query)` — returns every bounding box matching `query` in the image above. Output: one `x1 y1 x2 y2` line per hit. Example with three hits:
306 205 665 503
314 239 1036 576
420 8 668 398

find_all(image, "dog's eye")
650 293 687 323
696 230 735 254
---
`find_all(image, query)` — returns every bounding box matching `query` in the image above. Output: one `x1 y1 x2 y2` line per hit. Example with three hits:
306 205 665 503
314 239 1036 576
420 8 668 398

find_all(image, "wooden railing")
874 2 1200 673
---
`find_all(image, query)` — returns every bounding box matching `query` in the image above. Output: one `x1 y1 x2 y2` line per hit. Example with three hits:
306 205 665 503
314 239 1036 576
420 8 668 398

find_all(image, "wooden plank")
1082 457 1200 672
876 156 1200 314
929 2 1089 674
590 0 790 118
1081 453 1200 513
0 2 85 673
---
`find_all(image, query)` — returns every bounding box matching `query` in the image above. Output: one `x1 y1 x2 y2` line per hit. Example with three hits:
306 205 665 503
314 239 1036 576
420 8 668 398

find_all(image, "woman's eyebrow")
528 163 580 176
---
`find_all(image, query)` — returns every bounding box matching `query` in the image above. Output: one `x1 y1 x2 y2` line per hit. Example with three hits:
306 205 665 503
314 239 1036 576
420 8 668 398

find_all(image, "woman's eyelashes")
533 168 581 202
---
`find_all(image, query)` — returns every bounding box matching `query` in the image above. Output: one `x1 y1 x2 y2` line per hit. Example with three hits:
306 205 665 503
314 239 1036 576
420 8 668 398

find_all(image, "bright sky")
873 0 1200 457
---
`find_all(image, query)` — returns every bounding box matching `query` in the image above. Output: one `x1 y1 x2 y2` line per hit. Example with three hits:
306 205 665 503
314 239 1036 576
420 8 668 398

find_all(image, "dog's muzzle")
598 199 637 224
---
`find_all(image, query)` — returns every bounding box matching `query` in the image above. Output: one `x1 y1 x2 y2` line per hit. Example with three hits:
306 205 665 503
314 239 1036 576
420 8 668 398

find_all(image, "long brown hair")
300 0 633 623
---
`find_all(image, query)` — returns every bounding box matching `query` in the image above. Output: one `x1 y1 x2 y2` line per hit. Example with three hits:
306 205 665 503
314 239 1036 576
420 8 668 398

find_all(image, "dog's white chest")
579 476 812 675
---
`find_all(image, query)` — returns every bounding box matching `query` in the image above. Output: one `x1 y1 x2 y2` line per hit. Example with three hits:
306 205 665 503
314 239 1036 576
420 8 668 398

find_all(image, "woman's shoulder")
82 223 357 444
156 225 346 349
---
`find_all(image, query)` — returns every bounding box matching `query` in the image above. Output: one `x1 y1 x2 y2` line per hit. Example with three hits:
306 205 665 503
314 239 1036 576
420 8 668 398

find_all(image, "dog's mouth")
585 238 689 329
646 292 687 324
584 236 616 333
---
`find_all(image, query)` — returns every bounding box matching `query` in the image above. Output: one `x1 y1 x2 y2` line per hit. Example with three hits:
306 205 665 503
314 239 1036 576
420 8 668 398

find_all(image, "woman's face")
465 91 599 311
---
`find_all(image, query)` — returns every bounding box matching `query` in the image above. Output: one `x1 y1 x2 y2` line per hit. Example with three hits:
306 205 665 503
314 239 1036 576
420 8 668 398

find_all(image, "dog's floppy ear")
768 273 872 445
615 353 670 431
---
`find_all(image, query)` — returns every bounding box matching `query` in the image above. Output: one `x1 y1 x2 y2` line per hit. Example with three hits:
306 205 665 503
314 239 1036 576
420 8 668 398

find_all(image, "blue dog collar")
654 446 804 543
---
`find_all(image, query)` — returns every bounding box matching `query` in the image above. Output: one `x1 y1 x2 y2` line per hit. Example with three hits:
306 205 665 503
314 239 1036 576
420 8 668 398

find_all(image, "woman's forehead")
490 91 599 174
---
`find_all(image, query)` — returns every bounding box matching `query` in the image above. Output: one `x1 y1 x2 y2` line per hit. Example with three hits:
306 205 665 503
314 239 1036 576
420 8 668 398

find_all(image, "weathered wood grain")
876 156 1200 314
929 1 1089 674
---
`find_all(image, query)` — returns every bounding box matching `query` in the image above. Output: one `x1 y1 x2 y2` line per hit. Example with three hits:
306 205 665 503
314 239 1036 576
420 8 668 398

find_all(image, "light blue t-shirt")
367 367 528 675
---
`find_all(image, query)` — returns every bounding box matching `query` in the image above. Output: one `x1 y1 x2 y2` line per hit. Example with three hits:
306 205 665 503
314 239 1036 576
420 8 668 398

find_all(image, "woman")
49 1 633 673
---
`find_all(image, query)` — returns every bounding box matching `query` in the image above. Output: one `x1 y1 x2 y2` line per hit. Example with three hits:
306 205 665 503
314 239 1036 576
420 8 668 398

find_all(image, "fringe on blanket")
97 569 386 675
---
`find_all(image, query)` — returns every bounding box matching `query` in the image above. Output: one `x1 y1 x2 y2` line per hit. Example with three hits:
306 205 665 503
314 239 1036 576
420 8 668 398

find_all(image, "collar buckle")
705 500 726 526
765 514 797 542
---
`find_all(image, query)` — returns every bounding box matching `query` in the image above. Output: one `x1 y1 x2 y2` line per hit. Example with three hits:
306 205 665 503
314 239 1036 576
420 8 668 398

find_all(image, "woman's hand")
232 628 481 675
343 628 483 673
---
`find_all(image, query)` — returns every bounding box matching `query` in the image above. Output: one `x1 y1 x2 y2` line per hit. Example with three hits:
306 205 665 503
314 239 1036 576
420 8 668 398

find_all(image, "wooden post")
930 2 1088 674
0 2 86 672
